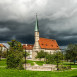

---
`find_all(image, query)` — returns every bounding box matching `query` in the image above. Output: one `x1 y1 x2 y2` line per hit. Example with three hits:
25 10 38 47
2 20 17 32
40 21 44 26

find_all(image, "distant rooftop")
23 44 33 50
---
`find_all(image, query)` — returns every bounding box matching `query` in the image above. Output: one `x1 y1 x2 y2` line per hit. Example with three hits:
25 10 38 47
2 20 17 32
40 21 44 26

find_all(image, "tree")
45 54 55 64
54 51 63 70
0 46 2 61
2 51 7 58
65 50 71 62
66 44 77 64
7 40 24 69
23 49 30 57
36 50 48 61
42 51 63 70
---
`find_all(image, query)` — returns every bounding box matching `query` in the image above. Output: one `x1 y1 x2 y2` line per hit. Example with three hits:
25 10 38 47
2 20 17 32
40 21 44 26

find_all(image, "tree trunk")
57 62 59 70
67 59 68 62
46 58 47 64
44 58 45 62
0 55 1 61
74 57 75 65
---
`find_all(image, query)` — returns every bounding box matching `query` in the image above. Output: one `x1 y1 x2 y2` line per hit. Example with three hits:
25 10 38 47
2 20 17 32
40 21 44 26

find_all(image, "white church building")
23 15 60 60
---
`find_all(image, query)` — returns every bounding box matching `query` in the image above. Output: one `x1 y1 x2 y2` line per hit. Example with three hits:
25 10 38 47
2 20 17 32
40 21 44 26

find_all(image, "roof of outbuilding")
39 38 60 50
23 44 33 50
0 44 6 47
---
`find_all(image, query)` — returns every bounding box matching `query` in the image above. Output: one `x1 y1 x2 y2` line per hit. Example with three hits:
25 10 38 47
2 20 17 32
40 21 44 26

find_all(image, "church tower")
32 14 40 60
34 14 40 50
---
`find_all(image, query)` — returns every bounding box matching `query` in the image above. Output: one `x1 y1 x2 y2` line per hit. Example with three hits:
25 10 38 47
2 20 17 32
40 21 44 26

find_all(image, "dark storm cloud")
16 35 34 44
0 0 77 48
0 21 35 43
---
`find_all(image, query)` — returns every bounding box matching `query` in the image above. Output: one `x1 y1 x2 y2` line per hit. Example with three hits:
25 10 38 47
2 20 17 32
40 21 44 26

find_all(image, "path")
24 63 57 71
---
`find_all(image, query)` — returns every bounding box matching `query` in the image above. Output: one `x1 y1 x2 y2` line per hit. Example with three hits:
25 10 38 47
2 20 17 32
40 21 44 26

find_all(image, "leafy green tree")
66 44 77 64
65 50 71 62
23 49 30 57
36 50 63 68
46 51 63 70
2 51 7 58
36 50 48 61
7 40 24 69
45 54 55 64
54 51 63 70
0 46 2 61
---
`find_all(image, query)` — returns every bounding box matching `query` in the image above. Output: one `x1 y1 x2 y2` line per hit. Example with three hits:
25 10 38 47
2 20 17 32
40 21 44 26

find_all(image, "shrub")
2 51 7 58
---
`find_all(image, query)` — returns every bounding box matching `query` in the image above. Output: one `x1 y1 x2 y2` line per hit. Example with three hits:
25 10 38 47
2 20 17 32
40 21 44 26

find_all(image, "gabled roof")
0 44 6 47
23 44 33 50
39 38 60 50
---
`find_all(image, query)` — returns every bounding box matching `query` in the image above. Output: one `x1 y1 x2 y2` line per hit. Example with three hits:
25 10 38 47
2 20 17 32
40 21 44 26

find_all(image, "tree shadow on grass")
71 75 77 77
64 64 77 65
63 63 77 68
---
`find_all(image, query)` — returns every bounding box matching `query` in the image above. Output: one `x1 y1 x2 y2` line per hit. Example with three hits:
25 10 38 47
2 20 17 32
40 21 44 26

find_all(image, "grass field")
0 59 77 77
26 59 77 68
26 60 34 65
0 59 6 66
34 61 46 65
0 67 77 77
63 61 77 68
26 60 45 66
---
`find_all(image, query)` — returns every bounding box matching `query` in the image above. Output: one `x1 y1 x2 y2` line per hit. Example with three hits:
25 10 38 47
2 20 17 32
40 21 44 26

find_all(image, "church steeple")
33 14 40 60
35 14 39 32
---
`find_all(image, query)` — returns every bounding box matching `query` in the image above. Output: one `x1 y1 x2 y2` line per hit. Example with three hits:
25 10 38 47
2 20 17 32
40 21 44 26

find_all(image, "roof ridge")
39 37 56 41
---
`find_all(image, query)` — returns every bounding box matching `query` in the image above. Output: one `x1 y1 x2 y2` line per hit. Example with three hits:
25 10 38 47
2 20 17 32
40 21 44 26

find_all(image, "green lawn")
26 60 34 65
0 67 77 77
63 61 77 68
1 59 77 68
26 60 45 66
0 59 77 77
34 61 46 66
0 59 6 66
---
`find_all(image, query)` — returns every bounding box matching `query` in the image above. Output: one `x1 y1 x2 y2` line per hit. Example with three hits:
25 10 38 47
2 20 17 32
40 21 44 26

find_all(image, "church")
23 15 60 60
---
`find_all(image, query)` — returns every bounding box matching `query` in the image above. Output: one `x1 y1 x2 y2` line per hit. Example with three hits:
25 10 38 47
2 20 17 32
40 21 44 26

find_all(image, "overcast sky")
0 0 77 48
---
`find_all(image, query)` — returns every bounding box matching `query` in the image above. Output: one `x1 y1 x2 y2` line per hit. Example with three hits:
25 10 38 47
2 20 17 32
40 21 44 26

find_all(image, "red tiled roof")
0 44 5 47
23 44 33 50
39 38 60 50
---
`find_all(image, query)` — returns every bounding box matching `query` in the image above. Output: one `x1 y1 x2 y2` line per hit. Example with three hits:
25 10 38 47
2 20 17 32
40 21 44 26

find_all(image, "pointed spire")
35 13 39 32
